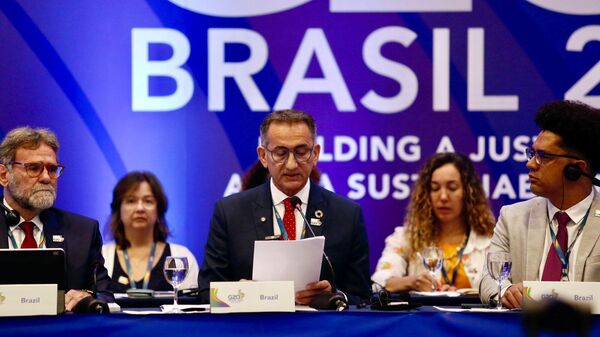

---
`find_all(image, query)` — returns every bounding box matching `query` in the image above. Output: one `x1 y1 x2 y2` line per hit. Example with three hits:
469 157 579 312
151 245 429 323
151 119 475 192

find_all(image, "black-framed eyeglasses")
525 148 581 166
6 161 65 178
264 145 314 164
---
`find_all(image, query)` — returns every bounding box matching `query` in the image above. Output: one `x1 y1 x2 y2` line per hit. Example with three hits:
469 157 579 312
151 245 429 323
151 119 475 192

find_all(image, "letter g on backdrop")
168 0 312 17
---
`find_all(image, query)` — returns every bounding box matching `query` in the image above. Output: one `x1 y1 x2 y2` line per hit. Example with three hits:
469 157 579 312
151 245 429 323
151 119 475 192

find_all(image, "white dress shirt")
270 178 310 240
4 199 45 249
538 189 594 281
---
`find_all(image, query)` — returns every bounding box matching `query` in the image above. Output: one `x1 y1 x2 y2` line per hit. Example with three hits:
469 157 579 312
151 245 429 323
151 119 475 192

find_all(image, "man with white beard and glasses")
0 127 112 312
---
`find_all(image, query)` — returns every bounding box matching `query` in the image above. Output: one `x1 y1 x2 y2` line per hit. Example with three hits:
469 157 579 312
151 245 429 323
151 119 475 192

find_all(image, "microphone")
0 202 20 227
73 263 109 314
308 293 348 311
564 164 600 186
289 196 348 311
72 296 109 314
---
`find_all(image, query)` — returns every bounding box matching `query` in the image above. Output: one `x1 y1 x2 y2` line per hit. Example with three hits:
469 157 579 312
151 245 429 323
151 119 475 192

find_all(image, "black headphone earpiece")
564 164 582 181
0 203 20 227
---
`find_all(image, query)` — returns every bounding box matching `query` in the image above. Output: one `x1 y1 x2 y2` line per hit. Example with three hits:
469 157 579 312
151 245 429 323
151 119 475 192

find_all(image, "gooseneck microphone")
289 196 348 311
309 293 348 312
73 263 109 314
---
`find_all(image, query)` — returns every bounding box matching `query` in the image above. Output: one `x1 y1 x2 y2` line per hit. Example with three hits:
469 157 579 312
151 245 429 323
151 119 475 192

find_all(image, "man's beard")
8 176 56 211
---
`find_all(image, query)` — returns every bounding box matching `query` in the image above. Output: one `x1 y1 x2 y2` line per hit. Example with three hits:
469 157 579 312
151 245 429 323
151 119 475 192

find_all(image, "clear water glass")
486 252 512 310
163 256 189 313
421 246 443 291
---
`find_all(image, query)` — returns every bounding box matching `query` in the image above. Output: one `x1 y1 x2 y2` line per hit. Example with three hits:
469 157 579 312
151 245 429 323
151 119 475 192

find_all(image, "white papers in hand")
252 236 325 292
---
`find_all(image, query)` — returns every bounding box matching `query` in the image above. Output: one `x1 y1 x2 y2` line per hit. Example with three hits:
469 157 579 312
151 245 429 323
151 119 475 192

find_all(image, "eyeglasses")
264 145 314 164
525 148 581 166
6 161 65 178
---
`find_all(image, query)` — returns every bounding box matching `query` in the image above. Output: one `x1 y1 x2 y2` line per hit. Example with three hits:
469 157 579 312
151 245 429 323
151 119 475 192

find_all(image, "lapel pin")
310 218 322 226
260 217 267 223
118 276 129 285
314 210 323 219
595 210 600 217
52 235 64 242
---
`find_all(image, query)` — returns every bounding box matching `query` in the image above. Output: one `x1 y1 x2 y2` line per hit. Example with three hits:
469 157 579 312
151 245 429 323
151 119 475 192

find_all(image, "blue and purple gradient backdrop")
0 0 598 273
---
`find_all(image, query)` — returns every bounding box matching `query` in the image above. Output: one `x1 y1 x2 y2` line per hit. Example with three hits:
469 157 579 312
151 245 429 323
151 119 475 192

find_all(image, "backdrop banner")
0 0 598 270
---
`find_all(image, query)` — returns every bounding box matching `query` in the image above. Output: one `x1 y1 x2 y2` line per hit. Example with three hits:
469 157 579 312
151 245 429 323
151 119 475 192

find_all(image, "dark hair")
108 171 169 248
259 109 317 145
405 152 495 257
241 160 322 191
535 100 600 173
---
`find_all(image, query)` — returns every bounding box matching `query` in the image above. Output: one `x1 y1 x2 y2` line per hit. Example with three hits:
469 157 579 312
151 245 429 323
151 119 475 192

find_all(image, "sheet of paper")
123 304 210 315
413 291 461 297
434 306 513 313
252 236 325 292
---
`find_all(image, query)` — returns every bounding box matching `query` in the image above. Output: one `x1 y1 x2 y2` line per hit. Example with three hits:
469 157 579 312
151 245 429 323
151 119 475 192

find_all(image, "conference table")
2 305 599 337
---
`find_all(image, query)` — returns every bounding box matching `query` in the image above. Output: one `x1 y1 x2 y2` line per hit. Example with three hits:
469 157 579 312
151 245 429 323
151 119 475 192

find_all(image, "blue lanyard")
123 242 157 289
548 206 591 281
440 228 470 286
273 205 289 240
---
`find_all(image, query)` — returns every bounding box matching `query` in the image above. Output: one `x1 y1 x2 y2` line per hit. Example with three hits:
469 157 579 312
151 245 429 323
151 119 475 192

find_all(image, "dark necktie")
283 198 296 240
541 212 570 281
20 221 38 248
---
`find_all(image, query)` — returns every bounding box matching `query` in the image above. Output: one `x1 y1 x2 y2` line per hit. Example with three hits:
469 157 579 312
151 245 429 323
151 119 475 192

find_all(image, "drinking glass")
421 246 443 291
163 256 189 312
487 252 512 310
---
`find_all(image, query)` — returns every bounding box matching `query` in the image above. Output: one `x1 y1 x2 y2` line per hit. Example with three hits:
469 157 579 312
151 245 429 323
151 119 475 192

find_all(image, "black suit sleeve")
339 205 371 304
198 200 231 303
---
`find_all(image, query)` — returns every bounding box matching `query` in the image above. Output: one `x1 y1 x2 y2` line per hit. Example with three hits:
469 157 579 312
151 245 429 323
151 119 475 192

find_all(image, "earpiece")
0 202 20 227
563 164 600 186
564 164 582 181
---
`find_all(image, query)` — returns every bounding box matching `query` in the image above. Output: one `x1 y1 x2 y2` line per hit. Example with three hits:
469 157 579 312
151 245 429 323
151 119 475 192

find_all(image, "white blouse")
371 226 491 290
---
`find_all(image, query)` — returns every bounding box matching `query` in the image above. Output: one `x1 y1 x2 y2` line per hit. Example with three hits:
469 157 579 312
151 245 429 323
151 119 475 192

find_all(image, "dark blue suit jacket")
0 207 112 299
198 182 371 304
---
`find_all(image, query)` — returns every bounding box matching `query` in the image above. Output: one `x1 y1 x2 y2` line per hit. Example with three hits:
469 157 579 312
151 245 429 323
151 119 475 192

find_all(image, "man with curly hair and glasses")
480 100 600 309
198 110 370 306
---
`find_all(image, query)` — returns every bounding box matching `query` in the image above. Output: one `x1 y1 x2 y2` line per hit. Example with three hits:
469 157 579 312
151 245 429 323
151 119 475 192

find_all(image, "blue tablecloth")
0 308 595 337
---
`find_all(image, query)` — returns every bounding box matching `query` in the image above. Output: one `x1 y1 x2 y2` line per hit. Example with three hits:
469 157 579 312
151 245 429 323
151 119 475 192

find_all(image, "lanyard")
548 206 591 281
272 204 306 240
440 228 470 286
123 241 157 289
8 226 46 249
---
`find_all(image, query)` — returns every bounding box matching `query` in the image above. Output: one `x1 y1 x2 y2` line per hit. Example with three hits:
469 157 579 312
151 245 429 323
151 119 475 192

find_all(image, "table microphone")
289 196 348 311
73 263 109 314
309 293 348 311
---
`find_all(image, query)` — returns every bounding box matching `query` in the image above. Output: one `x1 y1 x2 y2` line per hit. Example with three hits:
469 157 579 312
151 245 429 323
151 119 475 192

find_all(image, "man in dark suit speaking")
0 127 111 311
198 110 370 305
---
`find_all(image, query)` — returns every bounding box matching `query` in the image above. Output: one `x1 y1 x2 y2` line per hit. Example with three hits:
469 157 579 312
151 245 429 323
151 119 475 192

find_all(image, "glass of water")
421 246 443 291
487 252 512 310
163 256 189 312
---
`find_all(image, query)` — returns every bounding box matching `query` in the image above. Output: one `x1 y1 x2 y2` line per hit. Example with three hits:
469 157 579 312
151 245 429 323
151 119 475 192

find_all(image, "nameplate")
523 281 600 313
210 281 294 313
0 284 57 316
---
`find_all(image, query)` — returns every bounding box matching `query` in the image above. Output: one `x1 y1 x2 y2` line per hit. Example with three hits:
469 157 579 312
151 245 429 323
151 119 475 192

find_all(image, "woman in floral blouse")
372 152 495 292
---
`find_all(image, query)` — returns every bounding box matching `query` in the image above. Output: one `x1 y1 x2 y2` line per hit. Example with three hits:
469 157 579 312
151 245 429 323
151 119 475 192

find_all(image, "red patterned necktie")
541 212 570 281
283 198 296 240
20 221 38 248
